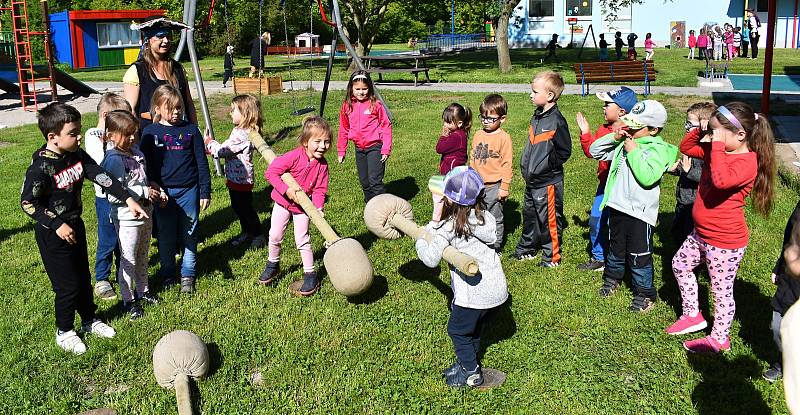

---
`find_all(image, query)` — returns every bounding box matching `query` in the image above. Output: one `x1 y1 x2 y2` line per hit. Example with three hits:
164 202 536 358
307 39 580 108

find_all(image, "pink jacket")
265 146 329 215
688 34 697 48
205 127 255 191
337 99 392 158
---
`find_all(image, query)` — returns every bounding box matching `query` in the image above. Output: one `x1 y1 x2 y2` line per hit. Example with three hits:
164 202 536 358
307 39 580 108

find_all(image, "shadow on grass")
386 176 420 201
502 200 521 251
346 274 388 305
398 259 452 306
479 294 517 363
0 222 33 243
189 342 222 414
687 353 770 415
735 279 778 366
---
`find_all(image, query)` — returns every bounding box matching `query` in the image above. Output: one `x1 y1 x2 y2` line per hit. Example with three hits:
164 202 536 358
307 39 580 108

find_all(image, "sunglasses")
480 115 501 123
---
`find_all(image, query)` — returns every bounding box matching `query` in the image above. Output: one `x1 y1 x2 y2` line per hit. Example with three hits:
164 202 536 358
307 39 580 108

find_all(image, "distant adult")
123 17 197 131
249 32 271 78
746 8 761 59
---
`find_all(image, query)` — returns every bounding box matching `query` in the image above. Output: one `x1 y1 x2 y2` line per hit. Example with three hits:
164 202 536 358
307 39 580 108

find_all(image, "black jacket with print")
519 103 572 188
21 146 128 230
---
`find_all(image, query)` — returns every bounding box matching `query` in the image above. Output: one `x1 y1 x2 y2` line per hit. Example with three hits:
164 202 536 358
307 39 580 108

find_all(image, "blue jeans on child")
156 185 200 279
94 196 119 283
588 189 609 262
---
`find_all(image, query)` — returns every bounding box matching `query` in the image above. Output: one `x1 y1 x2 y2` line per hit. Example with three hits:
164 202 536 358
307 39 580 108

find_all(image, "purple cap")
595 86 637 113
443 166 484 206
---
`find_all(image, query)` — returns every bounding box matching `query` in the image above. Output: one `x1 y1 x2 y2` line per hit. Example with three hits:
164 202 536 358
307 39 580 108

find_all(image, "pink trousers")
268 203 314 273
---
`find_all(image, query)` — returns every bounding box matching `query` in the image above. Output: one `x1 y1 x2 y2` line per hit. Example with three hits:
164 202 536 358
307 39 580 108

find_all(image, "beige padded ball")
152 330 209 389
363 193 414 240
324 238 374 296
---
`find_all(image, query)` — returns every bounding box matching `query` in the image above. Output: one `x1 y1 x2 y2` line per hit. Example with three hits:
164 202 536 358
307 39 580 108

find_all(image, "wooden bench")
366 67 430 87
573 61 656 96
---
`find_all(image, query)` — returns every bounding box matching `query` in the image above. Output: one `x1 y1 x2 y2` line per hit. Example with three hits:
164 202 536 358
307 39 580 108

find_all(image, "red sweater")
680 129 758 248
580 123 613 186
436 129 468 174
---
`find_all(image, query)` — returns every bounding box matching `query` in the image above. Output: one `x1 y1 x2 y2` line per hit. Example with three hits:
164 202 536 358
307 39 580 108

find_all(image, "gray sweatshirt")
102 148 152 226
415 211 509 309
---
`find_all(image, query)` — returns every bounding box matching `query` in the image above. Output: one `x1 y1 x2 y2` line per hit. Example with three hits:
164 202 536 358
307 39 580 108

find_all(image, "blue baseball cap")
442 166 484 206
595 87 637 113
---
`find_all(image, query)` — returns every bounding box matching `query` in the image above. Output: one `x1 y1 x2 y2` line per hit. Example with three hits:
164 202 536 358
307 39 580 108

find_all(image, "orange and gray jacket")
519 104 572 188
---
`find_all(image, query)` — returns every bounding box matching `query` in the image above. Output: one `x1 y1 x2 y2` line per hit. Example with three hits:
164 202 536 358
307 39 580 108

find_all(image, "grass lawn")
66 46 800 88
0 90 796 414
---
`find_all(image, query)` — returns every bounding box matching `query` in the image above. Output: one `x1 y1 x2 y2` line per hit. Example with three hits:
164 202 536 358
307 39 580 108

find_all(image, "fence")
419 33 494 53
0 31 14 60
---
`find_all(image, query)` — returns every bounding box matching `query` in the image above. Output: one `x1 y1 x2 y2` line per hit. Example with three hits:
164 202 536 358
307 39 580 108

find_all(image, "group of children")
687 22 752 62
22 66 790 387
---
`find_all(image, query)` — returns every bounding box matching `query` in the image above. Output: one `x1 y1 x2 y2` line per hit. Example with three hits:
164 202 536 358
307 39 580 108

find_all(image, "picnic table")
359 54 432 86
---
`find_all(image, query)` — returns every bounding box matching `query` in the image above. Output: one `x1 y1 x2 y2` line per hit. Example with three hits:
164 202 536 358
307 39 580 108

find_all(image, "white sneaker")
80 319 116 339
56 330 87 354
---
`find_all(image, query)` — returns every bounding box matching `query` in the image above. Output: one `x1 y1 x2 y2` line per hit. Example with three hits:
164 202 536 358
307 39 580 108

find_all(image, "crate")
233 75 283 95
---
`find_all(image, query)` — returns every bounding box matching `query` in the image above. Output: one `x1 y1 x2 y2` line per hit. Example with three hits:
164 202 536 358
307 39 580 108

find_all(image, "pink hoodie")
265 146 329 215
337 99 392 158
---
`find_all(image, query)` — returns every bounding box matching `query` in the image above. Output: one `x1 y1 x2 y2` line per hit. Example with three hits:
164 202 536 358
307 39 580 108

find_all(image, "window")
566 0 592 17
529 0 555 18
97 22 141 49
756 0 767 12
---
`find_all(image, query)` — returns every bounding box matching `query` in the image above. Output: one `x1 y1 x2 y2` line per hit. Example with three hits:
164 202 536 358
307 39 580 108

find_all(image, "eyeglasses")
480 115 500 123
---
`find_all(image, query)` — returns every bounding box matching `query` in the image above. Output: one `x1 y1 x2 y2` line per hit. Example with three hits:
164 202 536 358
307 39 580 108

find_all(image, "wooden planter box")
233 75 282 95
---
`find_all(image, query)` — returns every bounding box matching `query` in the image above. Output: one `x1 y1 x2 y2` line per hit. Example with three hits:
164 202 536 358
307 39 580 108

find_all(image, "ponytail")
749 113 775 216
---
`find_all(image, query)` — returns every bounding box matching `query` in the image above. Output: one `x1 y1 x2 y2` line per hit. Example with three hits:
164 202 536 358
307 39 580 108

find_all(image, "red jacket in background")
580 123 614 187
337 99 392 158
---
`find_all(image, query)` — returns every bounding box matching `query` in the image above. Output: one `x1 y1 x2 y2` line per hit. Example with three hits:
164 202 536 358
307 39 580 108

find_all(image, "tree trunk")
496 1 515 73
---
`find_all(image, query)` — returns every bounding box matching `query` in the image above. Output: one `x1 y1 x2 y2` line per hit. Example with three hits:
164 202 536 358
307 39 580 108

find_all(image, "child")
433 103 472 222
667 102 776 353
337 70 392 203
688 29 697 59
614 31 624 60
259 116 331 297
575 86 637 272
763 200 800 382
204 94 265 248
697 28 708 60
101 110 159 320
712 25 723 61
724 24 735 61
415 166 509 388
139 84 212 294
85 92 131 301
223 45 234 88
733 27 742 58
627 32 638 60
741 25 750 57
667 102 716 248
541 34 561 63
599 34 609 61
469 94 512 251
21 102 148 354
512 71 572 268
644 32 655 61
590 100 678 312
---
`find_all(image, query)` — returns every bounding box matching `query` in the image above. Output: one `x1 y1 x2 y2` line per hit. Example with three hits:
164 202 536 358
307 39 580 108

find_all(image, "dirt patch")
0 141 12 148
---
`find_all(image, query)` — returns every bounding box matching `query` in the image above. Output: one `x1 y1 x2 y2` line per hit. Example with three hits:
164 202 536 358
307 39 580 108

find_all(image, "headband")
717 105 744 131
352 74 368 81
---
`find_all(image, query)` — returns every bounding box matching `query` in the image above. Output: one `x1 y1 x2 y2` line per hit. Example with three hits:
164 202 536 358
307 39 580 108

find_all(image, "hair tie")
352 74 368 81
717 105 744 131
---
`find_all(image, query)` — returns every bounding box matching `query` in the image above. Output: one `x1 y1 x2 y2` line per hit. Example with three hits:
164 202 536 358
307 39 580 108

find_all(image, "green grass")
0 91 795 414
66 45 800 88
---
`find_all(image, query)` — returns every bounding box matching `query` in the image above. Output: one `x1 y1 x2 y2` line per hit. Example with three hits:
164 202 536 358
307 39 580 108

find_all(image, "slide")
0 64 97 96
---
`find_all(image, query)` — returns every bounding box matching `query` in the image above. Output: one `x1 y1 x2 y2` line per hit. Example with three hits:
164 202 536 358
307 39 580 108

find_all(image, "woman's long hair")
142 35 178 87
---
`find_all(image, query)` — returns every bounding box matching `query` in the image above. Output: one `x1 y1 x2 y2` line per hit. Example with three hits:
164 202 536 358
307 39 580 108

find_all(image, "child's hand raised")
441 125 451 137
576 112 590 134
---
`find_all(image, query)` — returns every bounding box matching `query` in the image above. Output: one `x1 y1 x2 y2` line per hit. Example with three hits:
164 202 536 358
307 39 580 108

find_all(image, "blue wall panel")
48 11 72 67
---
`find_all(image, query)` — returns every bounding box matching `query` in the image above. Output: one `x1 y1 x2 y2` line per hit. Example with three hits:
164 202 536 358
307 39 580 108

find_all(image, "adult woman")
746 8 761 59
123 18 197 131
249 32 271 78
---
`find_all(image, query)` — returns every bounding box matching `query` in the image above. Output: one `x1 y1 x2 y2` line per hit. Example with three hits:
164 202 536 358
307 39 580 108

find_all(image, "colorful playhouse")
48 9 164 69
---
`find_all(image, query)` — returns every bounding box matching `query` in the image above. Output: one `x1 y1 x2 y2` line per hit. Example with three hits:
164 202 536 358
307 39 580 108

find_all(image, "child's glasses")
480 115 500 124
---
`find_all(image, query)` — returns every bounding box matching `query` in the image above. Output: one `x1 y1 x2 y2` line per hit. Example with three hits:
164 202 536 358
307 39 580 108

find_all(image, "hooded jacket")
590 133 678 226
415 211 509 310
520 104 572 188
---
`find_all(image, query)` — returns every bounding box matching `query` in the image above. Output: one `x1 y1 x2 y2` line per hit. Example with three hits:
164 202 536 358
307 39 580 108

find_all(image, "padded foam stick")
152 330 209 415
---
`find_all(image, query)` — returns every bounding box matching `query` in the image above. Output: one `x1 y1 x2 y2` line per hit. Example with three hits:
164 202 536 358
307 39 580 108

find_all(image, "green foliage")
375 3 429 43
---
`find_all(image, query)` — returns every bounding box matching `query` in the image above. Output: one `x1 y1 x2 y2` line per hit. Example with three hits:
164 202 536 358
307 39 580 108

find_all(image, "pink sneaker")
683 336 731 353
665 314 708 335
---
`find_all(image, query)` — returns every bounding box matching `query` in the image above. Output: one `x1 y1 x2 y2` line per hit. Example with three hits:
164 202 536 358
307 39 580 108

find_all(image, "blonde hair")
231 94 263 132
298 116 332 147
96 92 132 114
150 84 184 123
687 102 717 121
105 110 138 139
532 71 565 100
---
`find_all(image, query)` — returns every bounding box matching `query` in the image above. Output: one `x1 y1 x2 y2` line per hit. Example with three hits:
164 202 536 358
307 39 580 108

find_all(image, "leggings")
672 231 746 343
115 219 152 303
268 203 314 273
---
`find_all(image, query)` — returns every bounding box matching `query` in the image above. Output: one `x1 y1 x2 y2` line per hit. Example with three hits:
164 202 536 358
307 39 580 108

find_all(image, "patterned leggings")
672 231 746 343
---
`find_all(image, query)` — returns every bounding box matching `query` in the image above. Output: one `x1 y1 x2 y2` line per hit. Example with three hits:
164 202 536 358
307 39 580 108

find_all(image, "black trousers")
603 209 655 298
515 181 565 263
355 143 386 203
671 203 694 248
448 304 493 371
229 188 262 237
35 219 97 332
740 41 749 57
223 69 233 84
750 33 759 58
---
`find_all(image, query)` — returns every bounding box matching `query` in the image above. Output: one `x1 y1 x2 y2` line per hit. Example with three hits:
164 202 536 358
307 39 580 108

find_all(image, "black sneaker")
442 360 460 377
510 251 539 261
763 362 783 382
160 276 179 287
577 259 605 272
297 272 320 296
445 363 484 388
180 277 195 294
629 294 656 313
539 261 561 268
258 261 280 285
138 291 159 305
598 279 619 297
123 301 144 321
